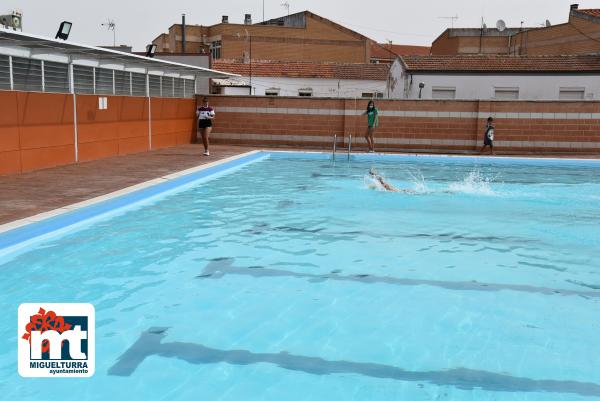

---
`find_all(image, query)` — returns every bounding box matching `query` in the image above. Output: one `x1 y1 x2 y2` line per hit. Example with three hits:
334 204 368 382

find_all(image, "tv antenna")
439 15 458 29
281 1 290 16
496 19 506 32
101 19 116 46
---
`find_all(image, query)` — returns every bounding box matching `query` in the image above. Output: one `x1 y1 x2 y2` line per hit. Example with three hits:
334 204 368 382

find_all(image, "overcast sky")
3 0 597 50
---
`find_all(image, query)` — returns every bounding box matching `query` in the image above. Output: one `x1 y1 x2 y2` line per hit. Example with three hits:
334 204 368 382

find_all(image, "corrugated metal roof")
0 28 236 79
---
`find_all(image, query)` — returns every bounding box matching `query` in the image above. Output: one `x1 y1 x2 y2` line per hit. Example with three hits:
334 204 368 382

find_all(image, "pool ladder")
332 134 352 161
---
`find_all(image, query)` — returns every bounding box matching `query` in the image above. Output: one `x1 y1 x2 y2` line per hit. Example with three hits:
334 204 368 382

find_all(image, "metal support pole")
41 60 45 92
69 61 79 162
8 56 13 90
146 71 152 150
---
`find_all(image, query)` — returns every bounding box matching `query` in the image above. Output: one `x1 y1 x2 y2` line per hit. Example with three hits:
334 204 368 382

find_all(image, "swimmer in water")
368 168 416 194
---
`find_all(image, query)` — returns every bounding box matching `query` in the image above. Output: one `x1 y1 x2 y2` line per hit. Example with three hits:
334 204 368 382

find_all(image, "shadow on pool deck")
0 144 255 225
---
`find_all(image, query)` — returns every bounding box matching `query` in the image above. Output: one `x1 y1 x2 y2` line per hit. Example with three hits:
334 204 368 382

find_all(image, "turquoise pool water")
1 152 599 400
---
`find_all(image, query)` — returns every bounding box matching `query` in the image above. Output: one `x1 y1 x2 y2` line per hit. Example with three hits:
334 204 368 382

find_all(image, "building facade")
211 60 389 98
152 11 373 64
431 5 600 56
388 54 600 100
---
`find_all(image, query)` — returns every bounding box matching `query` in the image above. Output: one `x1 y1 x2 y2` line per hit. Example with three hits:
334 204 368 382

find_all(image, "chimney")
570 4 579 11
244 14 252 25
222 15 229 23
181 13 186 53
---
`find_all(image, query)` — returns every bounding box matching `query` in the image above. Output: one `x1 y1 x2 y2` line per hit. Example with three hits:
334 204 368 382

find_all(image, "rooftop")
400 54 600 73
212 60 390 80
573 8 600 19
371 43 430 59
571 8 600 22
0 28 234 79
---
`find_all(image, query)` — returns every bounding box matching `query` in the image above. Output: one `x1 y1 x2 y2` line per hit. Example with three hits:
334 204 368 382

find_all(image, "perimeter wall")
0 90 196 175
3 92 600 176
206 95 600 154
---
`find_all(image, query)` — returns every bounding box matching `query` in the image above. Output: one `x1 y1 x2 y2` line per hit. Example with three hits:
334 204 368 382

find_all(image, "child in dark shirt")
480 117 495 155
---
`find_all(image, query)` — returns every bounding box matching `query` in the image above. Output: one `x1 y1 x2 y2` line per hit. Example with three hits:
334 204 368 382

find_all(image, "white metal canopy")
0 28 237 79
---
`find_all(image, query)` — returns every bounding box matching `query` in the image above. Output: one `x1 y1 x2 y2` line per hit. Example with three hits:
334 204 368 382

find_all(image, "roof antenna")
281 1 290 16
438 15 459 29
101 19 116 47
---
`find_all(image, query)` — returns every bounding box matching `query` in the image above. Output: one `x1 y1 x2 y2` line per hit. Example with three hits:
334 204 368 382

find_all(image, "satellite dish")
496 19 507 32
546 19 552 27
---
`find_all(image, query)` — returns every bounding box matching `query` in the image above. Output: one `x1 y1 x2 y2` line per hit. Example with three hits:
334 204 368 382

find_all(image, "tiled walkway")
0 144 254 225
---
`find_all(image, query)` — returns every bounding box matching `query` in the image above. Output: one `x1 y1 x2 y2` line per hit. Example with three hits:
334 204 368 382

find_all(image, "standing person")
363 100 379 153
480 117 495 155
197 98 215 156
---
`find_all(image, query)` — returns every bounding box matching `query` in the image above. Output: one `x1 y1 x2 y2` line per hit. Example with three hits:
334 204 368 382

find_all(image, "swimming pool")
1 152 599 400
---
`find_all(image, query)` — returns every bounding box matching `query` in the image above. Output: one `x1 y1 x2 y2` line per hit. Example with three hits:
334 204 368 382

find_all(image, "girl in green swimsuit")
363 100 379 153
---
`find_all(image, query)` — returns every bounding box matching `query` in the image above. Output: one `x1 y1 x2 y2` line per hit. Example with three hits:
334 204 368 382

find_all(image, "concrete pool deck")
0 144 255 225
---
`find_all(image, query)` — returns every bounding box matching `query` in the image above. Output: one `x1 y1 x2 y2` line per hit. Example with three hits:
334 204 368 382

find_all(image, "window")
361 91 384 99
149 75 162 97
494 87 519 100
95 68 114 95
173 78 184 98
210 41 222 60
162 76 174 97
131 72 147 97
114 70 131 95
0 55 11 90
431 87 456 99
559 87 585 100
183 78 195 98
265 88 280 96
298 88 313 97
73 65 94 94
12 57 42 92
43 61 69 93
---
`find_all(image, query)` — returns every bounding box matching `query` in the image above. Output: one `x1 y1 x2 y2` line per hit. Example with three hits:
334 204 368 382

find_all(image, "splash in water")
448 169 496 196
364 168 498 196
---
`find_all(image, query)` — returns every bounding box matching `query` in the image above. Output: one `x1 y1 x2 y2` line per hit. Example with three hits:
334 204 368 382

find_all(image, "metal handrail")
332 134 337 159
348 135 352 160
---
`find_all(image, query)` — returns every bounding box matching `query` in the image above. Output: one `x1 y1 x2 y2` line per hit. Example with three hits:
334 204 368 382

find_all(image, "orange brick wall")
433 16 600 56
432 32 510 55
205 95 600 154
0 90 196 175
511 17 600 55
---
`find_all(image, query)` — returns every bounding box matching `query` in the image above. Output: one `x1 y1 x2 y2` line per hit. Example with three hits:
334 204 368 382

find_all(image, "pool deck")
0 144 255 225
